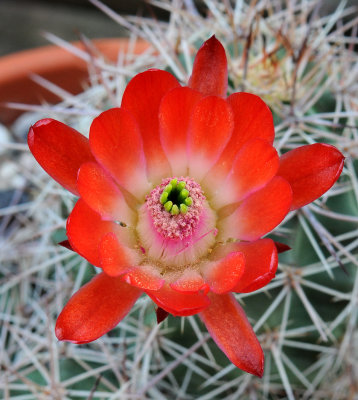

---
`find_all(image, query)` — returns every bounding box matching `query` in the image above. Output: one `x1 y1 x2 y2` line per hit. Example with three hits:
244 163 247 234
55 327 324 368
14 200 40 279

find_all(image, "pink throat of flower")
145 177 205 240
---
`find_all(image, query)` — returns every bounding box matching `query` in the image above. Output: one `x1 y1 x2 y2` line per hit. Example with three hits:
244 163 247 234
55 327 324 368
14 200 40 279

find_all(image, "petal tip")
58 239 74 252
55 315 84 343
156 307 170 324
278 143 344 210
27 125 35 141
33 118 54 128
27 118 94 196
274 241 291 254
54 323 89 344
55 324 64 341
189 36 227 97
28 119 55 147
206 34 220 46
254 353 265 378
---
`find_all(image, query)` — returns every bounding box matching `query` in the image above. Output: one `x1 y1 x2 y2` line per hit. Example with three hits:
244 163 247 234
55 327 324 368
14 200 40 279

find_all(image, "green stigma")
160 180 192 215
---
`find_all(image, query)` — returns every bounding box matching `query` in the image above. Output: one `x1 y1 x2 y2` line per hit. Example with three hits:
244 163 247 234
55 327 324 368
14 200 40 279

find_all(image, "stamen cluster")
145 177 205 240
160 178 193 215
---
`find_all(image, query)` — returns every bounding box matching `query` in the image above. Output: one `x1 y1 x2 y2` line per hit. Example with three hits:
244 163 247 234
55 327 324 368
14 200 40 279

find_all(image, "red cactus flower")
28 36 344 377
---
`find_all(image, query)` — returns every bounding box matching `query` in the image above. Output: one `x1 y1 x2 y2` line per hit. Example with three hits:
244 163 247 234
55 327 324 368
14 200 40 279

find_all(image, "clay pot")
0 38 150 125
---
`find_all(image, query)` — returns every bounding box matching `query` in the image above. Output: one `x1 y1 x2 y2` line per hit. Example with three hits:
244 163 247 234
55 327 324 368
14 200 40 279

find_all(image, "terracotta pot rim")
0 37 150 125
0 37 150 86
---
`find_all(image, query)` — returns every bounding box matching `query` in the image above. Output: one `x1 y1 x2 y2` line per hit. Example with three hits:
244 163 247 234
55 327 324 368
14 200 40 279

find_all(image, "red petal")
58 240 74 251
170 269 208 293
200 293 264 377
123 265 164 291
67 199 125 266
188 36 228 97
89 108 149 198
232 239 278 293
146 284 210 316
188 96 233 180
213 139 279 208
274 241 291 254
277 143 344 210
156 307 169 324
159 86 203 175
55 273 141 344
211 93 275 180
121 70 180 182
77 162 134 224
221 176 292 241
99 232 138 277
202 252 245 294
28 119 95 195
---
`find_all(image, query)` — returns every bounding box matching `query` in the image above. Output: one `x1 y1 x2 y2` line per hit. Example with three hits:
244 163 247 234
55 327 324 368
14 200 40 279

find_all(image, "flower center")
145 177 205 240
136 177 217 268
159 179 193 215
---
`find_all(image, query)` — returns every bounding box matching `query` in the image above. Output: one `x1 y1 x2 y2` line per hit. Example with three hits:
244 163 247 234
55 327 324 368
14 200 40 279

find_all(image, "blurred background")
0 0 170 124
0 0 355 56
0 2 357 399
0 0 170 56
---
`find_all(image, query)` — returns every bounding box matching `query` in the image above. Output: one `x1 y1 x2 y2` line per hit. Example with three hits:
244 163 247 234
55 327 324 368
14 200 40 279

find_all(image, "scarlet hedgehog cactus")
28 36 344 377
